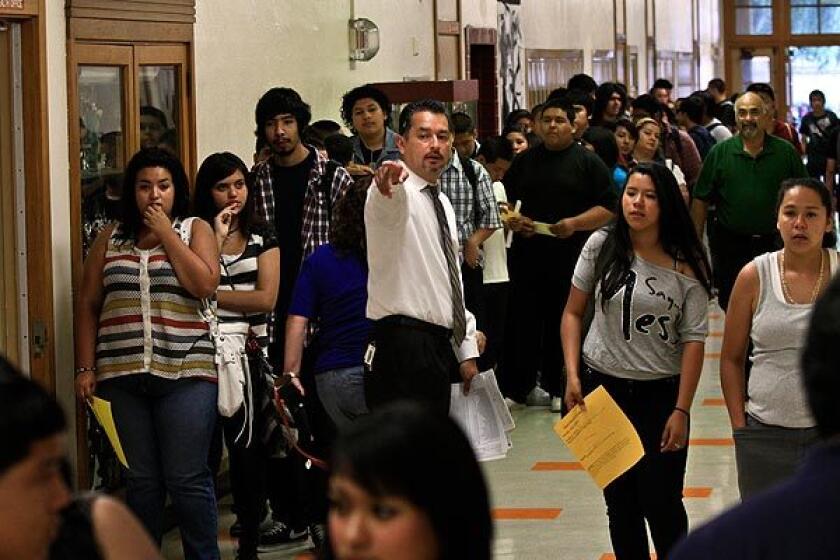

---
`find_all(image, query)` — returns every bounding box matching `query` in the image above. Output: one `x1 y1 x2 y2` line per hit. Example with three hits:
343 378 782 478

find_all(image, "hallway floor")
163 304 740 559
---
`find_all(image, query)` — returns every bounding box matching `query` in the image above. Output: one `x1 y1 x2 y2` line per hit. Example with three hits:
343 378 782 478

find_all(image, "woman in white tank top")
720 177 838 499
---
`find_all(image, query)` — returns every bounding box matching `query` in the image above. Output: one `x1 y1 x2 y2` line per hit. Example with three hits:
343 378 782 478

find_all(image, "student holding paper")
504 95 616 412
74 148 221 560
561 162 712 560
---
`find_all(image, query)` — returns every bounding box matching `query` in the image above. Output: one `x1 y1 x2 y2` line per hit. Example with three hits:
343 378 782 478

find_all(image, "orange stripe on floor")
703 398 726 406
600 554 655 559
690 438 734 446
705 352 721 358
683 487 713 498
531 461 584 471
492 508 562 520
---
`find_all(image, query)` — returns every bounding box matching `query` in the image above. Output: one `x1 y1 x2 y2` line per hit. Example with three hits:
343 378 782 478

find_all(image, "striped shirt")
218 225 279 356
95 220 216 381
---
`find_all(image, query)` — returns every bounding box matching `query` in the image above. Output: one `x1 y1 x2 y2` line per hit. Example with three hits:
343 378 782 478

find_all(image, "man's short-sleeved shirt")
503 142 617 257
693 134 808 235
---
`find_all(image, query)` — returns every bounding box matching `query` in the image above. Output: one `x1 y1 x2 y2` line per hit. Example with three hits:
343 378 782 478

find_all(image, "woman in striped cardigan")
74 147 221 560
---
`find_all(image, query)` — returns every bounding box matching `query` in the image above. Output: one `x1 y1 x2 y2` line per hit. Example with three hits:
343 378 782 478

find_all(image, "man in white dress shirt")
364 99 480 416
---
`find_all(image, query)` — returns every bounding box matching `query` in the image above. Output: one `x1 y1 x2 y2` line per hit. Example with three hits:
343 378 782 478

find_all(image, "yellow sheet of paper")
533 221 555 236
553 385 644 489
89 396 129 469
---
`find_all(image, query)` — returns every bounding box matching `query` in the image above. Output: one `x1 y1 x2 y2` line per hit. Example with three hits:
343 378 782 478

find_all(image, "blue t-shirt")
613 165 628 193
288 244 372 374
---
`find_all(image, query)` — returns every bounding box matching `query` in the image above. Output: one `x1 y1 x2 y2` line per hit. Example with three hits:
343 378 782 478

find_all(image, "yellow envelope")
89 396 129 469
553 385 644 489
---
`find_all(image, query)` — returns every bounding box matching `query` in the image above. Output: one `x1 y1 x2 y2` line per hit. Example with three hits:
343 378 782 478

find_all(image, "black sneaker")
257 520 308 551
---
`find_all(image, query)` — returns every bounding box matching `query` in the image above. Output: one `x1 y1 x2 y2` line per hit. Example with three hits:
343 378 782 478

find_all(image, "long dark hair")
116 147 191 242
776 177 837 249
330 402 492 560
592 82 628 125
329 175 371 260
193 152 261 237
0 355 66 475
595 162 712 309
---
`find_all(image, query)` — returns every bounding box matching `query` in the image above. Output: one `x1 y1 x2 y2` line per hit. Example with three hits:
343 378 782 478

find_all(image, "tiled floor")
163 303 740 559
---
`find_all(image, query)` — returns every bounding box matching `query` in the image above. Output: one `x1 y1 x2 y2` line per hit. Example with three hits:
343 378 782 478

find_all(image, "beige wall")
461 0 499 30
519 0 616 75
626 0 649 93
194 0 437 164
45 0 75 468
655 0 694 53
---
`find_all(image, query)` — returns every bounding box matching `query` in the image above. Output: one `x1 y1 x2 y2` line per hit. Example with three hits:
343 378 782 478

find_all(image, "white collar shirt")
365 166 478 362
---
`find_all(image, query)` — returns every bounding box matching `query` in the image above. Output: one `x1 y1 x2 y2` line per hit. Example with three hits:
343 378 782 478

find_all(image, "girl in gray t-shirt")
561 162 712 560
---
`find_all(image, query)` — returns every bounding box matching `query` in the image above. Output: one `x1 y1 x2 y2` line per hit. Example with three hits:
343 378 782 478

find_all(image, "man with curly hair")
340 84 400 176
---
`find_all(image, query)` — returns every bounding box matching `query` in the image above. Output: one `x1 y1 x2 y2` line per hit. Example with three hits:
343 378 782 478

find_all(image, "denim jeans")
734 414 819 500
97 374 220 560
582 367 688 560
315 365 369 428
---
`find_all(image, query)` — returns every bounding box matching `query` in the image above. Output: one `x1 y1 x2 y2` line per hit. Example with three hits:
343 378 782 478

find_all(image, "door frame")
0 0 56 391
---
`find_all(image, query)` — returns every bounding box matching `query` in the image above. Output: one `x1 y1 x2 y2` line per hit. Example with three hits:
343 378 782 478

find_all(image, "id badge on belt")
363 342 376 372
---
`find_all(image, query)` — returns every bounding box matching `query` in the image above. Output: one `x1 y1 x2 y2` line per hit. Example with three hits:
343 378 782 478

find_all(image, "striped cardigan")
95 220 216 381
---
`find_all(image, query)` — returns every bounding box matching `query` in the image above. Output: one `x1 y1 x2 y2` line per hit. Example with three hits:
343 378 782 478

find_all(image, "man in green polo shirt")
691 91 807 310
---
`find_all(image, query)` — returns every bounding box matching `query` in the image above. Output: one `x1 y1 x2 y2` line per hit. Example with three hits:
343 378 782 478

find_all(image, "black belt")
376 315 453 339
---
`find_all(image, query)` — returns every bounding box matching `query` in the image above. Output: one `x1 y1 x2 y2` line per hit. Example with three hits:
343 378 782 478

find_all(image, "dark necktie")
424 184 467 345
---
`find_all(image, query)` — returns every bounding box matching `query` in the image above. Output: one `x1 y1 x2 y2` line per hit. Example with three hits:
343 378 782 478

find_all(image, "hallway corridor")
163 303 740 560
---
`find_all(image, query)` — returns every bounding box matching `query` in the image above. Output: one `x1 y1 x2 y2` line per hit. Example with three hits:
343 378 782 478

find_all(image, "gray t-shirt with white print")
573 229 709 380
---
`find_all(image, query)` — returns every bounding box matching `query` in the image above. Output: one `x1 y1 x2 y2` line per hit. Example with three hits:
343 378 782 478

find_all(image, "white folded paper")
449 370 515 462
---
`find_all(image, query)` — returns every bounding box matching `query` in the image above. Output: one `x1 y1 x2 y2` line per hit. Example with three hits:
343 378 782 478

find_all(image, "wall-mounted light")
349 18 380 62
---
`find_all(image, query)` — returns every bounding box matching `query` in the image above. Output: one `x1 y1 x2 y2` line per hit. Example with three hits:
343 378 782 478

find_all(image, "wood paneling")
20 7 56 390
69 18 192 43
66 0 195 23
370 80 479 104
0 0 36 17
0 28 19 366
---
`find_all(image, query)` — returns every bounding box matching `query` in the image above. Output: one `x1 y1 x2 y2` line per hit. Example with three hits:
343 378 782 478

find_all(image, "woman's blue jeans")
98 373 220 560
315 365 369 428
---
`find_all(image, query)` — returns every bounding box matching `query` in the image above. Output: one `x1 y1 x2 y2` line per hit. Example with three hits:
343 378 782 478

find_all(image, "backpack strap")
458 152 482 225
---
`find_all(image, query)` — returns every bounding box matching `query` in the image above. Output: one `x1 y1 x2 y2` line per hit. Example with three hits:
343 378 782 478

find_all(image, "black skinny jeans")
223 409 268 555
582 367 689 560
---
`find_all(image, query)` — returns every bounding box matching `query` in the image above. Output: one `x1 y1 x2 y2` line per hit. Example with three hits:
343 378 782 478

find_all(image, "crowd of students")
36 70 840 560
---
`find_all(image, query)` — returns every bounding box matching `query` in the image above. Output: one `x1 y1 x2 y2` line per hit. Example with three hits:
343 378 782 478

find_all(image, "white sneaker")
526 386 550 406
550 397 563 414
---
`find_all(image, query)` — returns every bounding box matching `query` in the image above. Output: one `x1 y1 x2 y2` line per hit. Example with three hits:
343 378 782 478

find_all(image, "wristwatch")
283 371 299 379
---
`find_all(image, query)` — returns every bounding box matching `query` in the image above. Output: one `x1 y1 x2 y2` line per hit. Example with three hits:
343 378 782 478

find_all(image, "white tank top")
747 250 838 428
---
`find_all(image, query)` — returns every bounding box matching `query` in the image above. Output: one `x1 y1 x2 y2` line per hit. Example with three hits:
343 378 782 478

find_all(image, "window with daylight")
791 0 840 34
736 0 773 35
